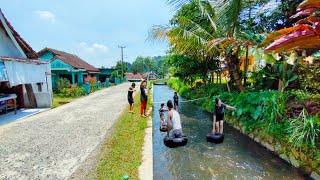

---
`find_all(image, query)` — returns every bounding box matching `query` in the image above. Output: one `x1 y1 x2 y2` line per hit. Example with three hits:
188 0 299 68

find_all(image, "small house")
0 9 52 110
38 48 100 88
98 68 119 82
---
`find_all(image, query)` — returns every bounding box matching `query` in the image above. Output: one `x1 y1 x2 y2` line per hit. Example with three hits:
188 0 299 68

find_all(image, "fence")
84 78 127 94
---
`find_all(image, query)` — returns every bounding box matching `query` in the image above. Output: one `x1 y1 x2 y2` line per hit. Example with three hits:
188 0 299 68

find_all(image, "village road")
0 82 134 180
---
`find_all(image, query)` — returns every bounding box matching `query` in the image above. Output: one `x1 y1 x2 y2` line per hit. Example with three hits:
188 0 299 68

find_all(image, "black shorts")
128 98 134 105
216 114 224 122
174 101 179 106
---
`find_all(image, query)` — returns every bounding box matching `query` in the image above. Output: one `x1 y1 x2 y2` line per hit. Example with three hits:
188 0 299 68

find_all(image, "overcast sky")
0 0 174 68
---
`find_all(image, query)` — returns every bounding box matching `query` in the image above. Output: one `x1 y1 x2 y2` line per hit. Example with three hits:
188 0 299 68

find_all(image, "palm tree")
150 0 269 92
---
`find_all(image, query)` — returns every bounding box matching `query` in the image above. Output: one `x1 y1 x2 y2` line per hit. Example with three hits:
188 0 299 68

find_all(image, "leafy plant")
84 76 97 86
110 70 121 83
262 0 320 53
55 78 71 93
59 86 85 97
287 110 320 149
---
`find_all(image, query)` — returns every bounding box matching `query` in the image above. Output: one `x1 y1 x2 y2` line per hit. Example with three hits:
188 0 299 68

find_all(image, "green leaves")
287 109 320 149
252 106 262 120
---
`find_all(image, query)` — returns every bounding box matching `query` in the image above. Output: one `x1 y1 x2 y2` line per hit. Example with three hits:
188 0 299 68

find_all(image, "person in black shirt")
173 92 179 111
128 83 136 113
212 97 236 134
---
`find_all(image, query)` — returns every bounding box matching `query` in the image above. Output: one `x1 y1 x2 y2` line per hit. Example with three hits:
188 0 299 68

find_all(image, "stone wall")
226 117 320 179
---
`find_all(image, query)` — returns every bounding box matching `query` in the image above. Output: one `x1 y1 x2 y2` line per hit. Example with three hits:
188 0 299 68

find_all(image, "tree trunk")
226 49 245 93
25 84 37 108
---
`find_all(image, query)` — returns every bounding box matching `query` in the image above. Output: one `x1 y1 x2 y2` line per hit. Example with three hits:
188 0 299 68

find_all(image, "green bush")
59 86 85 97
287 111 320 149
55 78 71 93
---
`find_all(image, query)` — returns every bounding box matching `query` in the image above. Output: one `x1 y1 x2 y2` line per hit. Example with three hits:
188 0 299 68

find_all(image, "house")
125 72 157 82
0 9 52 109
98 68 119 82
38 48 100 88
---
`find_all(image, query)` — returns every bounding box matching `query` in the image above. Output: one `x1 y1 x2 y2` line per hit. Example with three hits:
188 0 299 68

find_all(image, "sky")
0 0 174 68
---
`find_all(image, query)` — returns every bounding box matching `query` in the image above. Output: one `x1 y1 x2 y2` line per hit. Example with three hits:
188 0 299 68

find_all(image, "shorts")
173 129 183 138
216 114 224 122
128 98 134 105
174 101 179 106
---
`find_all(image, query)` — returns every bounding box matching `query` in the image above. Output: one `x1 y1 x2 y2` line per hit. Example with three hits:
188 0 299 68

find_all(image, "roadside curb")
138 85 153 180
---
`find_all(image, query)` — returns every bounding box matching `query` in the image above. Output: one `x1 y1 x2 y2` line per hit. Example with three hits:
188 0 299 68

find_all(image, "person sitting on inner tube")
212 98 236 134
167 100 183 138
160 112 167 130
158 103 168 112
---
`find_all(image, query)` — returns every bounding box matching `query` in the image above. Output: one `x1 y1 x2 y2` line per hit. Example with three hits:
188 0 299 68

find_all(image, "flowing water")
153 85 306 180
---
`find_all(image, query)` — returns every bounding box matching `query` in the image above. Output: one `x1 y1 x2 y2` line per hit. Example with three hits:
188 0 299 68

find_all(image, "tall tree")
131 56 158 74
113 61 132 77
150 0 268 92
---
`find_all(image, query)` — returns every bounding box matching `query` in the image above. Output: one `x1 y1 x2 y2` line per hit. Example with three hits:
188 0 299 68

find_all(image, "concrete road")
0 82 135 180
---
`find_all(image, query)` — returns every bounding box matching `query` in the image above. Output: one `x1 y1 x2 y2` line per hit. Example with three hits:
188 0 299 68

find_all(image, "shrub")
56 78 71 93
84 76 97 86
287 111 320 149
59 86 85 97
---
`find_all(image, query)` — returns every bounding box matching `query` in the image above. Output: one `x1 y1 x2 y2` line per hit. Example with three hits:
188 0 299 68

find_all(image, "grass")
52 83 117 108
52 94 78 108
92 93 152 179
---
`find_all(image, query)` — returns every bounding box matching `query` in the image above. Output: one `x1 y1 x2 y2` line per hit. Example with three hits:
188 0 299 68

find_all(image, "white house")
0 9 52 109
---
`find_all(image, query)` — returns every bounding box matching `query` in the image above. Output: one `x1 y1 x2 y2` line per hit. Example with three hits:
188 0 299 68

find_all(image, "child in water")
158 103 168 112
173 92 179 111
160 112 167 130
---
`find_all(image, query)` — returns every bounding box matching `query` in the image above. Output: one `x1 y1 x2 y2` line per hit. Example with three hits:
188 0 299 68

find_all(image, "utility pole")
118 45 126 78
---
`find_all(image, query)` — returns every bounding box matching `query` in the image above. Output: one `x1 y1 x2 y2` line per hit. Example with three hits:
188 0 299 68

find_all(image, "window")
37 83 43 92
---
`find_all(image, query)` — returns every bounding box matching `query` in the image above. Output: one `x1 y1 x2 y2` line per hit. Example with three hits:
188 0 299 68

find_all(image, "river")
153 85 306 179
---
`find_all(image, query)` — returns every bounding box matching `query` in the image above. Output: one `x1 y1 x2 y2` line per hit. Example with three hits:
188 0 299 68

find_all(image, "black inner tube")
206 133 224 143
164 136 188 148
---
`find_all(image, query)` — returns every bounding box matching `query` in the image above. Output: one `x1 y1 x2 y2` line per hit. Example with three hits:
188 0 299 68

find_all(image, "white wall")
22 63 53 108
0 28 24 58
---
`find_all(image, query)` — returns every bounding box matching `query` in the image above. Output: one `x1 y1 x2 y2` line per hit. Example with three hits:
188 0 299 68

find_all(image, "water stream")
152 85 306 179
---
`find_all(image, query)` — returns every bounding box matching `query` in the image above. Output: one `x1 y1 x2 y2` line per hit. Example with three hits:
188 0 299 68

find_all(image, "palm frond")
198 0 217 31
148 25 172 43
166 0 192 10
213 0 243 36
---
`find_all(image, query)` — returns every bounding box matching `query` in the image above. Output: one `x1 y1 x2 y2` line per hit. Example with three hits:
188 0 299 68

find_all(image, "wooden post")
25 84 37 108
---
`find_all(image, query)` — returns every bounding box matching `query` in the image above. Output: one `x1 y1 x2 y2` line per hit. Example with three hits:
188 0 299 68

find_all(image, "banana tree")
262 0 320 54
260 0 320 91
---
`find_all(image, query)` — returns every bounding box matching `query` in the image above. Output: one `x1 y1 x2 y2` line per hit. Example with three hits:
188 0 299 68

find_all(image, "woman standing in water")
140 80 148 117
212 98 236 134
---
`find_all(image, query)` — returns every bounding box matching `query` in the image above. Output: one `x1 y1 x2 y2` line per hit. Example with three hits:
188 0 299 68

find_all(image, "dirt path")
0 83 133 180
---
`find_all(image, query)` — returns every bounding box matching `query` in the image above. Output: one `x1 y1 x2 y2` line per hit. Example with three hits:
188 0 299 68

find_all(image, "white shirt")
171 110 182 130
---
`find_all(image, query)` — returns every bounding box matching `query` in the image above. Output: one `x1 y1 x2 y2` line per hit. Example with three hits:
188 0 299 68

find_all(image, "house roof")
38 48 99 72
125 73 144 79
125 72 157 80
0 56 48 64
0 9 38 59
